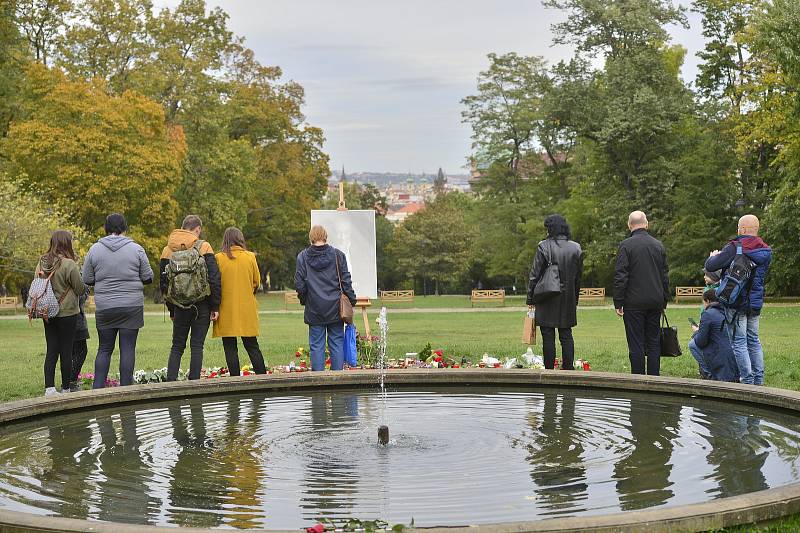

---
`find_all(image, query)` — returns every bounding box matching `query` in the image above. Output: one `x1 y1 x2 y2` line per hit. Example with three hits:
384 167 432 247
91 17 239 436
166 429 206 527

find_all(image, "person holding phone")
688 290 738 382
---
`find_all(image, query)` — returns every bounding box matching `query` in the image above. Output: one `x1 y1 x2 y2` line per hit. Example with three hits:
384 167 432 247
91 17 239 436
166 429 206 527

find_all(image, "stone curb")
1 370 799 532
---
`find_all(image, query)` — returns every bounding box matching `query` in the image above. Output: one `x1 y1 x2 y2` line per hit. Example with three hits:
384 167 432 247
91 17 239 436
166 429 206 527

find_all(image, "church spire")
340 165 347 183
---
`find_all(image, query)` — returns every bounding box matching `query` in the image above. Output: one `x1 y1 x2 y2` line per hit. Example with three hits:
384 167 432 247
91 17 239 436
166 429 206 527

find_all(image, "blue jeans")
309 322 345 371
725 309 764 385
687 337 709 378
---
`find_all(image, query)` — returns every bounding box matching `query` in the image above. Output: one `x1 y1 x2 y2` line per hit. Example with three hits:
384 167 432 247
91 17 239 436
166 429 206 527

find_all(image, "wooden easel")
337 182 372 338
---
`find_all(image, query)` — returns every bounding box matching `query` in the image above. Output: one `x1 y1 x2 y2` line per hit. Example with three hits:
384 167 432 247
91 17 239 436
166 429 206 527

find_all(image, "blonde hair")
309 225 327 243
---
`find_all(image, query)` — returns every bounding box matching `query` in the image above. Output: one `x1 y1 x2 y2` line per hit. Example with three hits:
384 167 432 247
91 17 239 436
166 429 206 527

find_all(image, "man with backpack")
705 214 772 385
160 215 221 381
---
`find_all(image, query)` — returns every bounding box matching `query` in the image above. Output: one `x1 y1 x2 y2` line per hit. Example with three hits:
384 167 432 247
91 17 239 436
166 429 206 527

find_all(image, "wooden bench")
0 297 19 311
579 288 605 303
284 291 301 309
380 290 414 303
675 286 705 302
471 289 505 307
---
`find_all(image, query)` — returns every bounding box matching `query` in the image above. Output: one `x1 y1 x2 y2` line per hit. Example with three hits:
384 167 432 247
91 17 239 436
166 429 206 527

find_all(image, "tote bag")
335 254 354 324
660 312 682 357
532 241 562 304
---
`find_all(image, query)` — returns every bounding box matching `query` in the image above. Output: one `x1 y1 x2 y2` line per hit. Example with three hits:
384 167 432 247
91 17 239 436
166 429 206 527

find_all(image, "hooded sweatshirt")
159 229 221 314
294 244 357 325
35 254 86 317
704 235 772 314
82 235 153 311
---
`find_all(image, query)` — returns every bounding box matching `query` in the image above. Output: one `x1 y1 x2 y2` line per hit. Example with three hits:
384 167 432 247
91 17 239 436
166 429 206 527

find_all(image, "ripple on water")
0 388 799 529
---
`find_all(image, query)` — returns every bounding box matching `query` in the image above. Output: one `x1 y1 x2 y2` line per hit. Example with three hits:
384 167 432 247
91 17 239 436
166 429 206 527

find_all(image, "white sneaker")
44 387 60 397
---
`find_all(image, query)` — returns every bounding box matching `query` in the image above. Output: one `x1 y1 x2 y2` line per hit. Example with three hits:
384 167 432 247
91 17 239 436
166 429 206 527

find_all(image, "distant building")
386 202 425 223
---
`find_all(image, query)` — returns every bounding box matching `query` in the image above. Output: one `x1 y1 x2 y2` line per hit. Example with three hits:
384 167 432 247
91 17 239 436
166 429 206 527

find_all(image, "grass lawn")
1 306 799 532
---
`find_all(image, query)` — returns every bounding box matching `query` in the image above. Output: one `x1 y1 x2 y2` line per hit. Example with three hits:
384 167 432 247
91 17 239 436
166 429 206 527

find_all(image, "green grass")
2 306 800 532
3 306 799 401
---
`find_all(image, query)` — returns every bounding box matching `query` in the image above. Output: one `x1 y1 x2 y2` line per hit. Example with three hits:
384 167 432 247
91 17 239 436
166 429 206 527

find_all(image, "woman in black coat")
526 215 584 370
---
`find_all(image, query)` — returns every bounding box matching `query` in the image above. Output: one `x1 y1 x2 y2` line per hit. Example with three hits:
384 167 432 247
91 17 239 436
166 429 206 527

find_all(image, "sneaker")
44 387 60 397
69 381 81 392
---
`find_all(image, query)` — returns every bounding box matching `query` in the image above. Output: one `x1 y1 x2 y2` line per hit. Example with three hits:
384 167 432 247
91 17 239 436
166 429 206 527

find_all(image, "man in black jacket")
613 211 670 375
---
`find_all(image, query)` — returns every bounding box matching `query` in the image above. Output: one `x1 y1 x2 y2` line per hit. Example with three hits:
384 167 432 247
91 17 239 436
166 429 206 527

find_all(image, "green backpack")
165 240 211 308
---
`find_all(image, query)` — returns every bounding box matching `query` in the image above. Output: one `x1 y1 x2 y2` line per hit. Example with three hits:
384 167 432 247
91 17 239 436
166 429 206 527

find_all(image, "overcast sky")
158 1 705 174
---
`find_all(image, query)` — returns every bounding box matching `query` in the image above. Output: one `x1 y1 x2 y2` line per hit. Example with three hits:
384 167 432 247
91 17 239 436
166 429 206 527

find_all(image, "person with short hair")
704 214 772 385
613 211 670 375
35 230 87 396
689 290 738 382
294 225 357 371
82 213 152 388
213 227 267 376
526 214 584 370
160 214 221 381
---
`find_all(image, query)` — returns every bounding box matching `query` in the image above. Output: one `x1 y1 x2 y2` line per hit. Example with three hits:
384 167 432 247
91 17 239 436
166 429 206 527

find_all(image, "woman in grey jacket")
82 213 153 387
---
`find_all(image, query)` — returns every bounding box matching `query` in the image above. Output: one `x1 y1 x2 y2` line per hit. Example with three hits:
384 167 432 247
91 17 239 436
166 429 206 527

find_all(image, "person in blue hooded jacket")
689 290 738 382
704 214 772 385
295 225 357 371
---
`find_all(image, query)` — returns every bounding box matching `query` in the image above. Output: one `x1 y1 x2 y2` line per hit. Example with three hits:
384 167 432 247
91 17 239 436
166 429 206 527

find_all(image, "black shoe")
69 381 81 392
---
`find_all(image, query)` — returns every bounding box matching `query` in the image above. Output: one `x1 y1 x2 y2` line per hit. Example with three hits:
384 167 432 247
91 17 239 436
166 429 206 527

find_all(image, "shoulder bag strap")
335 252 344 293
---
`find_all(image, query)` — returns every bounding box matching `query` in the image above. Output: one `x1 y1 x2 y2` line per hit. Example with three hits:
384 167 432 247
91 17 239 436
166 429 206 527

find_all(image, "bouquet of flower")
77 372 119 388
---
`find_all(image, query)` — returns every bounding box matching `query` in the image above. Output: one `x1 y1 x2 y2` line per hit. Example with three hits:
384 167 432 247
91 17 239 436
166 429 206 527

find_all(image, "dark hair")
221 227 247 259
104 213 127 235
544 214 571 240
44 230 77 262
182 214 202 230
703 289 718 303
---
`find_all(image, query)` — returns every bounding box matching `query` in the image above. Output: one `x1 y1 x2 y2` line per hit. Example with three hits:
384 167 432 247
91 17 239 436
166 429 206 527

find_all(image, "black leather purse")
532 241 562 304
660 313 682 357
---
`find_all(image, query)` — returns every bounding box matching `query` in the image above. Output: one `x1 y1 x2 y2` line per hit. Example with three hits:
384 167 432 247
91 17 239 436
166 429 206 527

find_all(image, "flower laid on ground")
77 372 119 388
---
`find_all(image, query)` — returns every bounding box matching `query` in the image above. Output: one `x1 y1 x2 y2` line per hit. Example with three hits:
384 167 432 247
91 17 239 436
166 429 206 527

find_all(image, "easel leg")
361 305 371 338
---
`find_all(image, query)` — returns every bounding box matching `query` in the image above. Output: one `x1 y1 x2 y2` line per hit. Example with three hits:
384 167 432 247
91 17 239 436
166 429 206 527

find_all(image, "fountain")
1 371 800 532
377 306 389 445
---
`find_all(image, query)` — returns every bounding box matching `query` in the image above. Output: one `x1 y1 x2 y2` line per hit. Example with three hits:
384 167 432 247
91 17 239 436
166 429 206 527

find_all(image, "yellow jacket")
213 246 261 338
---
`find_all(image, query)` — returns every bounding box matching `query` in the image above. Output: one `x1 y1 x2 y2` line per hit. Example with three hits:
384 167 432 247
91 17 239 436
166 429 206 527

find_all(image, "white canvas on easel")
310 210 377 299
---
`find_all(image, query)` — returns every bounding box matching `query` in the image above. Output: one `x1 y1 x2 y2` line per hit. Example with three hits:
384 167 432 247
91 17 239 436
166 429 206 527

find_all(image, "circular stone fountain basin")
1 370 800 533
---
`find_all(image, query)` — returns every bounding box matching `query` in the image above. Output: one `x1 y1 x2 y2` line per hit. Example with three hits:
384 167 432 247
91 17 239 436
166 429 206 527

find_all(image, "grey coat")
82 235 153 311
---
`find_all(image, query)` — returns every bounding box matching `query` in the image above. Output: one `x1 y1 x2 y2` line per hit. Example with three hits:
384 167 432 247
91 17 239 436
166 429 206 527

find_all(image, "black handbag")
660 312 682 357
532 241 562 304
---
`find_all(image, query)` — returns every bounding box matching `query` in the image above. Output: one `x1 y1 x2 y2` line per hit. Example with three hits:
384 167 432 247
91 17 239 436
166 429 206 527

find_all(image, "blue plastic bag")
344 323 358 367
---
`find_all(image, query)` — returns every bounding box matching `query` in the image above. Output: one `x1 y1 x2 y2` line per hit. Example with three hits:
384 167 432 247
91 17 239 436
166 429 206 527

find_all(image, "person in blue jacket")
294 225 357 371
704 214 772 385
689 290 738 382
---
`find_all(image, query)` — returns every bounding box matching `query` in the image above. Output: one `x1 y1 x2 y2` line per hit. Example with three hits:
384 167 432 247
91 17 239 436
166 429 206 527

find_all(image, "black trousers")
43 315 77 389
222 337 267 376
539 327 575 370
623 309 661 375
94 328 139 388
167 303 210 381
71 339 88 385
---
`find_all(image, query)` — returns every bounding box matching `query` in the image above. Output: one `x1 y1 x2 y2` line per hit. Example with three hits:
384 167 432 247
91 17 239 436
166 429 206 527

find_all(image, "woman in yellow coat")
213 227 267 375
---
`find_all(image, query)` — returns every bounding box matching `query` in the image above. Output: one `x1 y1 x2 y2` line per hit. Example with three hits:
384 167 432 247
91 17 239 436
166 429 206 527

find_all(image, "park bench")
471 289 505 307
579 287 605 304
380 290 414 304
675 286 704 302
284 291 301 309
0 297 19 312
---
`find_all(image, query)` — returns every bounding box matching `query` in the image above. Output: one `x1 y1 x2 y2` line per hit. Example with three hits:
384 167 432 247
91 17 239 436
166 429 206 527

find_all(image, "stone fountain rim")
1 369 799 533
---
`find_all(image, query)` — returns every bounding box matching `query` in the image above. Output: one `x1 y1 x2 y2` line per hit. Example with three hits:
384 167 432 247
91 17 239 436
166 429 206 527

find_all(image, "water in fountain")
378 306 388 424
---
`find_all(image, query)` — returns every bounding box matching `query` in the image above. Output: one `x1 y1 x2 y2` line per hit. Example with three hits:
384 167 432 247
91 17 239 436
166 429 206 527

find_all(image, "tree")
2 64 187 260
14 0 72 65
0 180 88 289
389 193 475 295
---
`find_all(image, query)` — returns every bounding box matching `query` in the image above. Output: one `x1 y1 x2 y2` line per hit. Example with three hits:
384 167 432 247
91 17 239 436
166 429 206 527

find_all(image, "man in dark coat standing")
613 211 670 375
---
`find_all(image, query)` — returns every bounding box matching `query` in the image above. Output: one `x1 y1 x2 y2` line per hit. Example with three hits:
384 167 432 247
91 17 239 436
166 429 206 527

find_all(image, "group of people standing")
527 210 772 385
34 214 271 395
